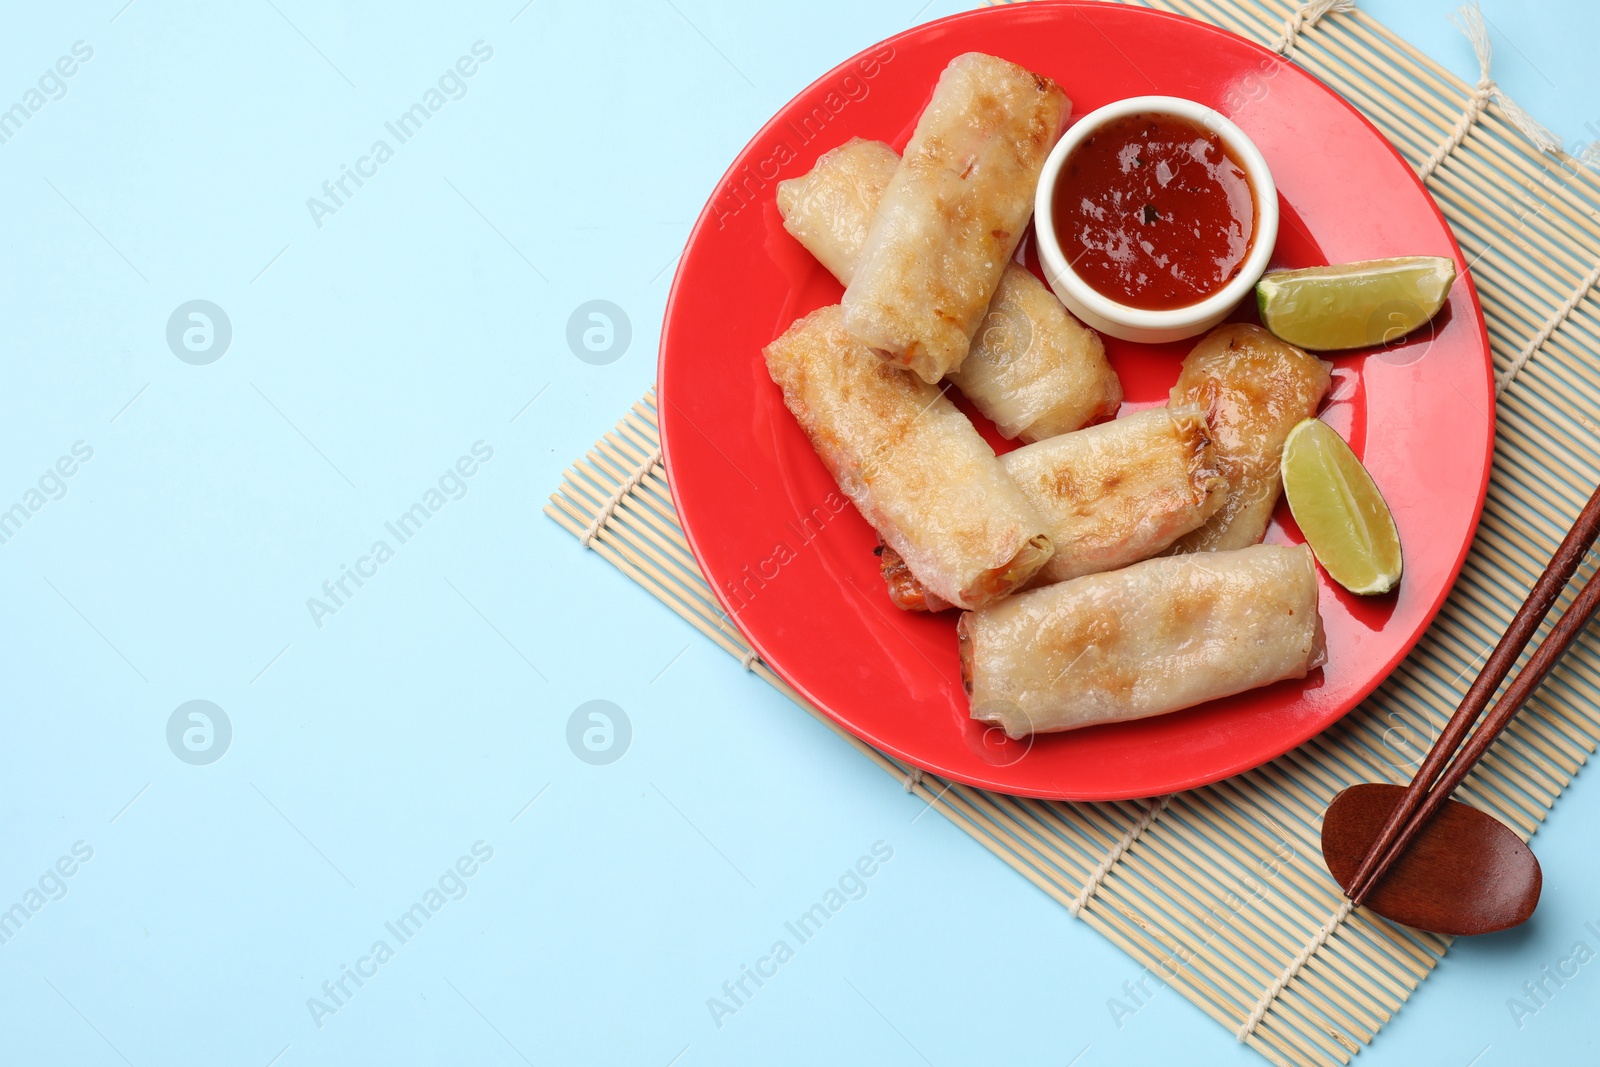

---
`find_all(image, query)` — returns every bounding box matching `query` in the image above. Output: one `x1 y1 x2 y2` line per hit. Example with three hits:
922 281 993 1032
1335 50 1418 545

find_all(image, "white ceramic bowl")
1034 95 1278 344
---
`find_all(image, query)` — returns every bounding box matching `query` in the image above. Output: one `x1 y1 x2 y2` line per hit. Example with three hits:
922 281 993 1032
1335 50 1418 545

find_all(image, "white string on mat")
1497 258 1600 397
1236 898 1356 1041
1268 0 1355 56
579 445 662 547
1416 1 1561 181
1067 795 1170 918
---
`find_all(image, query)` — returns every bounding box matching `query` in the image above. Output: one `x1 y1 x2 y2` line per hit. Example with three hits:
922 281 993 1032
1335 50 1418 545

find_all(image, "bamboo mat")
546 2 1600 1063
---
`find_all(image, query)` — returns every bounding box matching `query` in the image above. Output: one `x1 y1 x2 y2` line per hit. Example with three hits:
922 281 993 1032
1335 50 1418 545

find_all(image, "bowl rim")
1034 94 1280 331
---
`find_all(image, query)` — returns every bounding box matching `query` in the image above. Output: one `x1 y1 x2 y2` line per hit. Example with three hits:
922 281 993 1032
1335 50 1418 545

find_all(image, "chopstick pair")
1344 483 1600 906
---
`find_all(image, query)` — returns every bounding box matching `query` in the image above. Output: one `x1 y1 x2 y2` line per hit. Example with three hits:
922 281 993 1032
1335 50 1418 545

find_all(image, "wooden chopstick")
1350 563 1600 902
1345 482 1600 906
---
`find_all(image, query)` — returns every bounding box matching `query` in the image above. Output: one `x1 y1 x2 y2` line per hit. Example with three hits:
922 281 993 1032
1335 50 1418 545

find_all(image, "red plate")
658 2 1493 799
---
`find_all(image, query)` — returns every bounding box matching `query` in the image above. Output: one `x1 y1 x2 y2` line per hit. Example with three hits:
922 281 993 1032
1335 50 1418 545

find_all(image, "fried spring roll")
777 139 1120 440
960 544 1326 737
951 266 1122 441
877 405 1227 608
765 306 1053 609
775 138 898 286
843 53 1070 383
1003 406 1228 583
1166 324 1332 553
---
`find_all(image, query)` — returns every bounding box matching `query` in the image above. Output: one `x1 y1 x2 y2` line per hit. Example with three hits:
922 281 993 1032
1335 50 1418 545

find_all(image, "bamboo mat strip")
547 2 1600 1063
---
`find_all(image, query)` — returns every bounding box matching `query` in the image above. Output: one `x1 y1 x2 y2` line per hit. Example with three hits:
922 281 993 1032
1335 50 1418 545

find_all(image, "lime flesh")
1281 418 1402 595
1256 256 1455 351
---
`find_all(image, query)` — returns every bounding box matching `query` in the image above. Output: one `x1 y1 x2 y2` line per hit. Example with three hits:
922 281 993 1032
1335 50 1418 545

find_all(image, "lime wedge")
1281 418 1402 595
1256 256 1456 351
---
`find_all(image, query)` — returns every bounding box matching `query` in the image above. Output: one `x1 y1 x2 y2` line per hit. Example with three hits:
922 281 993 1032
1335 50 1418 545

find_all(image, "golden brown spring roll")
1003 406 1228 583
1166 324 1332 553
776 139 1120 441
775 138 898 286
765 305 1053 609
952 267 1121 441
878 405 1227 609
960 544 1326 737
843 53 1070 383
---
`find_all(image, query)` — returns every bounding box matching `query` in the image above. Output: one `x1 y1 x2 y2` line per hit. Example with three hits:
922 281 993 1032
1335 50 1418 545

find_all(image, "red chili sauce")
1051 112 1257 311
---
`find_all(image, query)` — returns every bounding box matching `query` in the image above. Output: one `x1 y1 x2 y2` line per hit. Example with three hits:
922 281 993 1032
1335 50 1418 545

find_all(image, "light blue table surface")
2 1 1597 1064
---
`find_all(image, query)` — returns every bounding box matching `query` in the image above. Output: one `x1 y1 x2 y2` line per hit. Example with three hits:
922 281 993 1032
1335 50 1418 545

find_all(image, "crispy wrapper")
776 138 1119 440
959 544 1326 737
842 53 1070 383
1166 323 1333 553
764 305 1053 610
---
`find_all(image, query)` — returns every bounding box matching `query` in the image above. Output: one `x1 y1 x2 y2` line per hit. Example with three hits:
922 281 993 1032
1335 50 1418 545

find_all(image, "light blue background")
1 1 1596 1064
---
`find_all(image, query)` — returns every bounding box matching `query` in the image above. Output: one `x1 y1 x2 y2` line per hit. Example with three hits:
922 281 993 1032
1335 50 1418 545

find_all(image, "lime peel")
1256 256 1455 352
